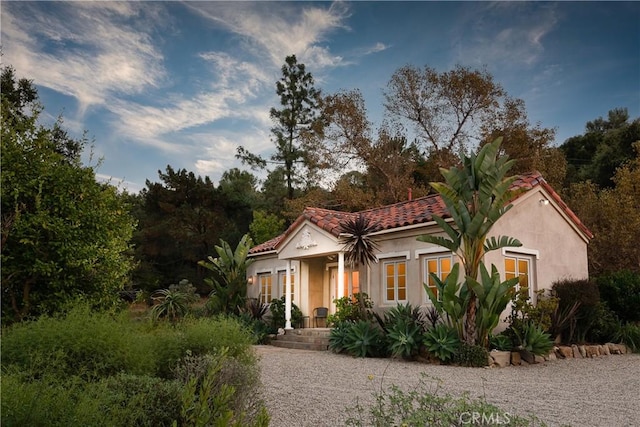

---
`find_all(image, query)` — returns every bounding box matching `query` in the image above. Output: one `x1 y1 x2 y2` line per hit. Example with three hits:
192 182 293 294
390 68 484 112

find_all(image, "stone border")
490 343 632 368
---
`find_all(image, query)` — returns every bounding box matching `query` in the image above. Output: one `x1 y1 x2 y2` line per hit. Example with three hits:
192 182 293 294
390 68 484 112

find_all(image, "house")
246 172 593 329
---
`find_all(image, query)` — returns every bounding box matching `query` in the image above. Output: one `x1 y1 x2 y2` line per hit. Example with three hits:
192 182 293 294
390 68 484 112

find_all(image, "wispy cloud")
452 2 559 68
2 2 167 114
185 1 351 70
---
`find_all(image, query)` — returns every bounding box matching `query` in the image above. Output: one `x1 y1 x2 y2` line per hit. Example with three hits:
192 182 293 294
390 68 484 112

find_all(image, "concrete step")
271 328 331 351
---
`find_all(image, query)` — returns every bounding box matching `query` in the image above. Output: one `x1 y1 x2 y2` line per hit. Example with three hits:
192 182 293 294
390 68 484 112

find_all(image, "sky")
2 1 639 193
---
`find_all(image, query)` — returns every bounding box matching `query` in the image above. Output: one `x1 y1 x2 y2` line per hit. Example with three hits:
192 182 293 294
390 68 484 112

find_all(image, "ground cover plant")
344 374 546 426
1 304 269 426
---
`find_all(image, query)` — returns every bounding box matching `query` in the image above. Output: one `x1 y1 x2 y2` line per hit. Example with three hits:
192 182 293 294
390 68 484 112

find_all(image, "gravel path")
255 345 640 427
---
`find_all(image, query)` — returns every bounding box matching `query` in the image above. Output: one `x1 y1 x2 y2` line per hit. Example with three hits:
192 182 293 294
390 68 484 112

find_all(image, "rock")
572 344 582 358
490 350 511 368
557 346 573 358
547 352 557 361
534 355 546 364
519 349 536 364
579 345 587 358
600 344 610 356
607 343 622 354
511 351 521 366
586 345 600 357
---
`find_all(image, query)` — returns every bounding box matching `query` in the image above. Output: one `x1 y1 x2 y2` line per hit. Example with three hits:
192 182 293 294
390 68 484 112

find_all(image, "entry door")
330 268 360 306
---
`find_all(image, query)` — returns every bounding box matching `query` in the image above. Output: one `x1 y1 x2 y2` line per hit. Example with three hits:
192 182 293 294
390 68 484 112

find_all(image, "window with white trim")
258 273 272 305
505 255 533 298
383 259 407 303
278 271 295 302
423 253 453 302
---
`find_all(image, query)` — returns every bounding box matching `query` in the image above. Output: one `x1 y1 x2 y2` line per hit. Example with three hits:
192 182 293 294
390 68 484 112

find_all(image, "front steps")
271 328 331 351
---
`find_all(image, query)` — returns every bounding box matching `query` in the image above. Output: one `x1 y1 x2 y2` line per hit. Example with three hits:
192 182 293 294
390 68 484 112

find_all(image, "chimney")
408 188 412 201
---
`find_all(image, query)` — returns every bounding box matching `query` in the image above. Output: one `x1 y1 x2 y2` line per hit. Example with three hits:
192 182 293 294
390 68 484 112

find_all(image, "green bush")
377 303 424 359
454 343 490 367
268 296 303 331
344 375 545 426
423 324 460 363
343 321 387 358
553 278 600 342
614 323 640 353
327 293 373 326
585 302 620 344
597 270 640 323
1 373 182 426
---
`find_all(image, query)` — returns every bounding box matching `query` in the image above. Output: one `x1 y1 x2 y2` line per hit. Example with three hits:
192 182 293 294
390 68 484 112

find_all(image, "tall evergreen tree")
237 55 324 201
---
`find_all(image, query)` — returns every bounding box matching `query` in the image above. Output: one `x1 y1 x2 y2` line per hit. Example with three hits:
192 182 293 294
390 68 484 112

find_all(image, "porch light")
539 199 550 206
247 276 255 285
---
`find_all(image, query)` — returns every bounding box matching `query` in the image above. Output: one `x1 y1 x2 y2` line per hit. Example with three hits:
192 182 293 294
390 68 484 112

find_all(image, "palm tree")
418 137 522 345
339 214 380 315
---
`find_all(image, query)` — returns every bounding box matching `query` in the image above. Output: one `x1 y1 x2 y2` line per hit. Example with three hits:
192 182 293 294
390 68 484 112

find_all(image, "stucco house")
246 172 593 329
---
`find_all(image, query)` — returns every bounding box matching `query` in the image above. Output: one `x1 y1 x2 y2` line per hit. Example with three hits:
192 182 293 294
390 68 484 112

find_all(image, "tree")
249 210 285 245
1 66 135 323
383 64 505 164
131 166 230 292
480 97 565 189
417 138 522 345
237 55 324 200
560 108 640 188
564 142 640 276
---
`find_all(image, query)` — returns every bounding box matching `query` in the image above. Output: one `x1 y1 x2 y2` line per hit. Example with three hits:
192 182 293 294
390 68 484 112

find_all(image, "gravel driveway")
255 345 640 427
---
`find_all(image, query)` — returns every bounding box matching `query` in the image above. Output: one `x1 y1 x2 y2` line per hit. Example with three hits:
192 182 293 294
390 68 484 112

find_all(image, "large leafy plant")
423 324 460 363
418 137 522 345
424 263 468 338
199 234 254 316
467 262 519 347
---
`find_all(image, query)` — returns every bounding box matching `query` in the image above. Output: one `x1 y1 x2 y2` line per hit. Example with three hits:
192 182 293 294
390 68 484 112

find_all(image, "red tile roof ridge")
248 171 593 255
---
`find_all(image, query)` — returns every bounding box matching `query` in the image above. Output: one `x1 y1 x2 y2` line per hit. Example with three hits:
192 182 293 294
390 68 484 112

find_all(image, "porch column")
337 251 345 301
285 259 293 330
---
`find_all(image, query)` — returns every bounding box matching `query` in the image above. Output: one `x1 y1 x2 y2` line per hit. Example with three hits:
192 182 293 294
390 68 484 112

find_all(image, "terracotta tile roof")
249 171 593 254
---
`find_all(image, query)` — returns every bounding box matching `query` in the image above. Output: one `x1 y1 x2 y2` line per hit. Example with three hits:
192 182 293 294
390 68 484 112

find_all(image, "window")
423 254 453 302
505 256 532 297
278 271 295 302
258 273 272 305
384 260 407 303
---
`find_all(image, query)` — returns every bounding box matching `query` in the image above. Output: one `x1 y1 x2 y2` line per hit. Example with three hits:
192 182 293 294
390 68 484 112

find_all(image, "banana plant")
467 262 519 348
199 234 254 315
418 137 522 345
424 263 468 339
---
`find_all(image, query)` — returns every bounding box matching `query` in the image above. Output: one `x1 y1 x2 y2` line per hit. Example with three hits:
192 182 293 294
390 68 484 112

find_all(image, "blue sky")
2 1 639 193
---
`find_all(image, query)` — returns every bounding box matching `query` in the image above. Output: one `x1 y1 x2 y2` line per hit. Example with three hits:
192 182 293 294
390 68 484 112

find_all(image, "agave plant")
513 322 554 356
344 320 386 358
386 320 422 359
423 323 460 363
151 288 191 323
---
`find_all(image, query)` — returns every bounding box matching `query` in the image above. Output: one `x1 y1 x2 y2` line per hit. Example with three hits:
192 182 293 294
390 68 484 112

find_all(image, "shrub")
423 324 460 363
268 296 303 331
613 323 640 353
454 343 489 367
585 302 620 344
344 375 544 427
553 278 600 342
327 293 373 326
343 320 387 358
597 270 640 323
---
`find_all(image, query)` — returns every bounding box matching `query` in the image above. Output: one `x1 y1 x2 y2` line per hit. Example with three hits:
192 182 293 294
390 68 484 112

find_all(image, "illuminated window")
258 273 272 305
383 260 407 303
333 270 360 299
505 256 532 297
424 254 453 302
